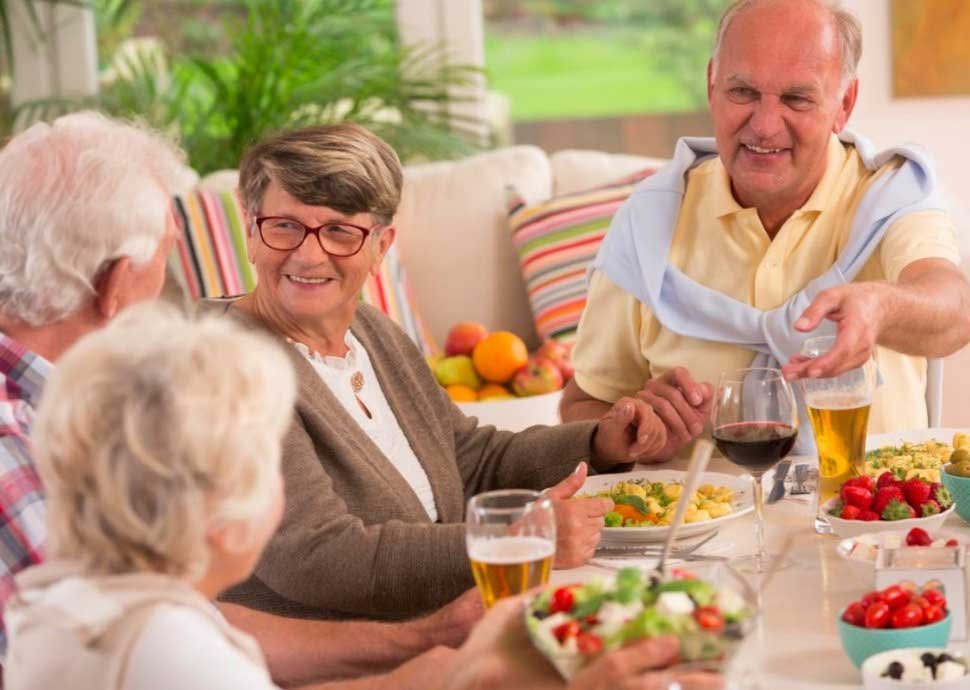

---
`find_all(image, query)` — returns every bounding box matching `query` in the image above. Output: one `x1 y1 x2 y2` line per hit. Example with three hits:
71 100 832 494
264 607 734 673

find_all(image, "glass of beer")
800 335 877 534
466 489 556 608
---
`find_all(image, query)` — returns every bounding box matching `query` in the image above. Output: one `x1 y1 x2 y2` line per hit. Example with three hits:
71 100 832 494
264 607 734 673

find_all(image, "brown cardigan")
212 301 610 620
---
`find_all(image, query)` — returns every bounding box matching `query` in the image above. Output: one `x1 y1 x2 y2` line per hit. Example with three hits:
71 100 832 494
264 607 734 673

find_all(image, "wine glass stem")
752 474 766 573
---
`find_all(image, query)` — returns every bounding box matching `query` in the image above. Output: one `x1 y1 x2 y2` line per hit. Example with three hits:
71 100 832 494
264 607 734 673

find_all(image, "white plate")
822 498 954 539
837 528 965 565
866 428 967 452
582 469 754 544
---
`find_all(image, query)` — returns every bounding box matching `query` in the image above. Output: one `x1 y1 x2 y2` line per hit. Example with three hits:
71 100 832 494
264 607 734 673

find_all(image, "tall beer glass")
466 489 555 608
800 335 877 533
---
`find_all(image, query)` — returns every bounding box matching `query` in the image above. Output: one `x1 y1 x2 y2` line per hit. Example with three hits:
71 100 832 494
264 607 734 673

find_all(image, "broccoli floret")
604 511 623 527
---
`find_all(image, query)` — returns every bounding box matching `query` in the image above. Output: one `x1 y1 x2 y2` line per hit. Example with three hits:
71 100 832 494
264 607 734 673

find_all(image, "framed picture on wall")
892 0 970 98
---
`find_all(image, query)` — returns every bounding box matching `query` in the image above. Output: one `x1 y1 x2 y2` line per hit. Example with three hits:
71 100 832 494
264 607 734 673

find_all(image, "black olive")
882 661 904 680
938 653 955 664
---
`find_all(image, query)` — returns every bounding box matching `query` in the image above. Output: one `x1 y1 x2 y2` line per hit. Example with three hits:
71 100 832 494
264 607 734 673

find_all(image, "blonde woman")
4 304 296 689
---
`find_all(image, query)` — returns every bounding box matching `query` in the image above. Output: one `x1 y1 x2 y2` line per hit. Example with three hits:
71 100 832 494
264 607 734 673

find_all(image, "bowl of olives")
942 448 970 523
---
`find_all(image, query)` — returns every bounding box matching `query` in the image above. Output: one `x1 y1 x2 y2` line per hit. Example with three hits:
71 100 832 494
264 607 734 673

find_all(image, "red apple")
535 339 575 382
511 356 564 397
444 322 489 357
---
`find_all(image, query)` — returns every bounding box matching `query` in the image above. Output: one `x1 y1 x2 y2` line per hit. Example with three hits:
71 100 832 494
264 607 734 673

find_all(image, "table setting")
462 352 970 689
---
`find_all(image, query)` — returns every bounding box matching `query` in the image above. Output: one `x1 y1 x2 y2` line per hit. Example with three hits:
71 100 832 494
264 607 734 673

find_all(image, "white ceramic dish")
581 469 754 544
862 647 968 689
866 428 966 452
837 529 964 565
823 498 954 539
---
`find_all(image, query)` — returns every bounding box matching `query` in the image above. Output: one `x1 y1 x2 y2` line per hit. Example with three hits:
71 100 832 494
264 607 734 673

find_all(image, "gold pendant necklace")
351 371 364 393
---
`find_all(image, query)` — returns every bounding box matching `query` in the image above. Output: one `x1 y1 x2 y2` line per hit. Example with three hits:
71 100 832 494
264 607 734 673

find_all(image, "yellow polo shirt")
573 135 961 434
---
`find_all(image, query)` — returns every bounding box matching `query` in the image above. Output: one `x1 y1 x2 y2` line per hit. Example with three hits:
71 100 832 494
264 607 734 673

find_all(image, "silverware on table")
791 463 812 495
766 460 792 504
594 530 719 560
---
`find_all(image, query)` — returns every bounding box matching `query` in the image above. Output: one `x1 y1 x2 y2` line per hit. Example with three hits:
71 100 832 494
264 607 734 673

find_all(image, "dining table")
550 439 970 690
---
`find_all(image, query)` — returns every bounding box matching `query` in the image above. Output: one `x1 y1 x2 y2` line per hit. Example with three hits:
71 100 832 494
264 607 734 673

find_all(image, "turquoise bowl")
941 470 970 523
838 613 952 668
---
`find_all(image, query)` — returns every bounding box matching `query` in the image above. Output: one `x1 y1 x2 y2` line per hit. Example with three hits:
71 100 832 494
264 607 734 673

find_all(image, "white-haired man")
0 111 481 688
561 0 970 461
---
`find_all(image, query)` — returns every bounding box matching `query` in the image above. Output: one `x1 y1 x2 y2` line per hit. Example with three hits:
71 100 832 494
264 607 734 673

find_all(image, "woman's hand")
544 463 612 568
591 396 668 465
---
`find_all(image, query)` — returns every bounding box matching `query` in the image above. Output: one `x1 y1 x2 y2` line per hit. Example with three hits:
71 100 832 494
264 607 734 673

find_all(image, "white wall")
842 0 970 427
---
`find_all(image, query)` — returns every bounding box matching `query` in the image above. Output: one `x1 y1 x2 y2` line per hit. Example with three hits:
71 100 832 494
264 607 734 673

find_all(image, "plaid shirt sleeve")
0 432 46 655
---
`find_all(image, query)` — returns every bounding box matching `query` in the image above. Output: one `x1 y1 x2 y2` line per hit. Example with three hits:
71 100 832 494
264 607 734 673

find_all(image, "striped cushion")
170 190 438 355
508 167 658 343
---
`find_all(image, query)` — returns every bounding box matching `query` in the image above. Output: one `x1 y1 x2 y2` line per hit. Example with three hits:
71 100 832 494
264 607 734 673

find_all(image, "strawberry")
921 500 941 517
845 475 874 492
876 471 898 489
873 486 906 515
902 479 932 510
841 485 873 510
858 509 880 522
882 498 917 521
840 504 862 520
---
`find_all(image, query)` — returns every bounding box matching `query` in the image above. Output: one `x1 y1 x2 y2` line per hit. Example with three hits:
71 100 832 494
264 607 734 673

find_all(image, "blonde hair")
238 123 403 225
713 0 862 88
32 302 296 580
0 111 194 326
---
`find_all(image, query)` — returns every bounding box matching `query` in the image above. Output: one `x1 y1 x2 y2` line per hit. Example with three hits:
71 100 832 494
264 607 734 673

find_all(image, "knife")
766 460 792 504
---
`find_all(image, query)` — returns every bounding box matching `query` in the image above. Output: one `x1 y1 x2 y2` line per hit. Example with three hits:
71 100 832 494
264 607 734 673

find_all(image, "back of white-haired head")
32 302 297 580
712 0 862 89
0 111 194 326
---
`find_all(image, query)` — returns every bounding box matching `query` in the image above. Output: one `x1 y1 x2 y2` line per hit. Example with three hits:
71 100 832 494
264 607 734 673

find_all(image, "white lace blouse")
289 333 439 522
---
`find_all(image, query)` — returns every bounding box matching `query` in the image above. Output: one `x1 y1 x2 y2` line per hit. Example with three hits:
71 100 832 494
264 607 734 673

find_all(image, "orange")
478 383 514 401
445 384 478 403
472 331 529 383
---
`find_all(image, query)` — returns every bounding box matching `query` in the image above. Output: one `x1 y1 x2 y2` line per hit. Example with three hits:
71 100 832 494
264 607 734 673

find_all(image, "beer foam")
804 392 870 409
468 536 555 564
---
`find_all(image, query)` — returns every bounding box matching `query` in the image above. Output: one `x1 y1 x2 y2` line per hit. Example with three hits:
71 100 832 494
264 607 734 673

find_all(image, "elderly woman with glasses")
208 124 668 624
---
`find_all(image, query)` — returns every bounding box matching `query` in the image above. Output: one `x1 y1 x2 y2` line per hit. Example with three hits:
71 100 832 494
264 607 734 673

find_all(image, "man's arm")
784 258 970 378
219 588 483 687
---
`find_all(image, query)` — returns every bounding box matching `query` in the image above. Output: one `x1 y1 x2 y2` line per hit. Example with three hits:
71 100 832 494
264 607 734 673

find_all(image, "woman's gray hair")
32 302 297 580
0 111 194 327
712 0 862 89
238 123 403 226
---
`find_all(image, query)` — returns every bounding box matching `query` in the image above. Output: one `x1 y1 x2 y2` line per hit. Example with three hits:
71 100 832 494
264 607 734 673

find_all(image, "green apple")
434 355 482 389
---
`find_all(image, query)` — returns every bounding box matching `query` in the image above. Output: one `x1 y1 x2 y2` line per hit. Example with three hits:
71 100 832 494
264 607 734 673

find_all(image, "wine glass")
712 367 798 574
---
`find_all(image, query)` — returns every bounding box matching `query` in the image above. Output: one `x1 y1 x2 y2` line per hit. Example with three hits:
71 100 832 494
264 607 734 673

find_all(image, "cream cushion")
550 150 668 196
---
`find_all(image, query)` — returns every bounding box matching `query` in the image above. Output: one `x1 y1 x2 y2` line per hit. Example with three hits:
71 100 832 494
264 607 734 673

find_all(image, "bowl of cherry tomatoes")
839 583 952 668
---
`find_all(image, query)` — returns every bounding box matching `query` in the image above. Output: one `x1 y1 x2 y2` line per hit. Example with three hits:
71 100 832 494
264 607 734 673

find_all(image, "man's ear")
707 58 715 104
833 78 859 133
93 257 131 322
370 225 396 276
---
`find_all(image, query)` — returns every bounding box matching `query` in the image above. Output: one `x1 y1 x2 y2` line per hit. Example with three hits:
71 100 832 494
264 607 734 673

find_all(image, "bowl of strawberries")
823 472 955 539
839 583 952 668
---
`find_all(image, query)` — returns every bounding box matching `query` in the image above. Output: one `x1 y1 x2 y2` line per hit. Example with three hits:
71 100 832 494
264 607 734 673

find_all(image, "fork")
594 530 719 560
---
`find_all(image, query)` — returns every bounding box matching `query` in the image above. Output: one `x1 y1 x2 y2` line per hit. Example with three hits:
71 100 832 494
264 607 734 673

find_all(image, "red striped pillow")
508 167 658 343
170 190 438 355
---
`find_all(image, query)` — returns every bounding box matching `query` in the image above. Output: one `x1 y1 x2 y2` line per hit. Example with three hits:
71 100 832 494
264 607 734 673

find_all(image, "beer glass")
466 489 556 608
800 335 877 534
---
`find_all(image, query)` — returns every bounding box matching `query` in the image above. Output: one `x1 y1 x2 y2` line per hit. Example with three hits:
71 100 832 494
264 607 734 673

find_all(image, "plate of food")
525 565 756 680
837 526 964 565
864 429 970 484
581 469 754 544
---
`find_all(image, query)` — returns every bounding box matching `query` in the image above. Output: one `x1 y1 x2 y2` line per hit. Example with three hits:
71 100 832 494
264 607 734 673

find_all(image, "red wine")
713 422 797 473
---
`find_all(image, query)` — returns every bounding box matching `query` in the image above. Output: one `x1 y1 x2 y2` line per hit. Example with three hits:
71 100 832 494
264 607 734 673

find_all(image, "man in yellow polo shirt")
561 0 970 462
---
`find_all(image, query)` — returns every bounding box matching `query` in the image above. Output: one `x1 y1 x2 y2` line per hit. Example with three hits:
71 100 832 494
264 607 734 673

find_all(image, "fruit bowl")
940 470 970 523
822 498 954 539
456 390 563 432
839 612 952 668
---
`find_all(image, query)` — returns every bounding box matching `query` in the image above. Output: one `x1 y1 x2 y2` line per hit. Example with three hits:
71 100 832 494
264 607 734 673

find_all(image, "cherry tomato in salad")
842 602 867 627
553 620 580 642
923 604 946 625
694 606 725 633
923 588 947 608
576 632 604 655
549 587 575 614
891 603 924 629
882 585 911 611
864 601 891 629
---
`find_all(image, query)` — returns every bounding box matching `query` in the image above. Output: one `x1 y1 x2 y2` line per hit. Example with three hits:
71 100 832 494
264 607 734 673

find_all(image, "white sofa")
198 146 970 430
